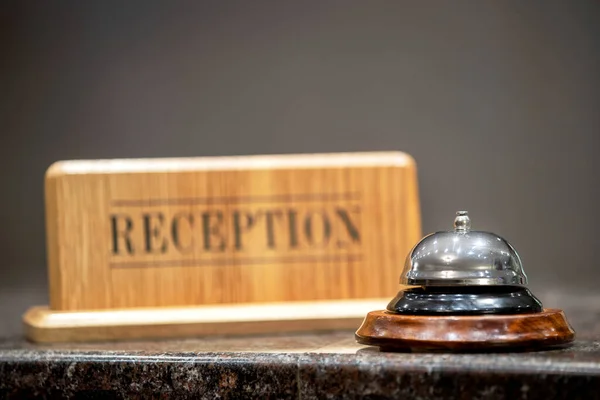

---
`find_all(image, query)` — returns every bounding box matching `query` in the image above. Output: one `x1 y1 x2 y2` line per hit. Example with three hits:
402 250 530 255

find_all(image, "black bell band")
387 286 543 315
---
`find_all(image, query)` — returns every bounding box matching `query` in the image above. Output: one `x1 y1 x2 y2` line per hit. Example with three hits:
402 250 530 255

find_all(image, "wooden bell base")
23 298 389 343
355 308 575 352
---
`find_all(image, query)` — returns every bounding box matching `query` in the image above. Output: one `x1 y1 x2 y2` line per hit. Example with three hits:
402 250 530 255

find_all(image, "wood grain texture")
23 298 389 343
355 309 575 352
44 152 421 311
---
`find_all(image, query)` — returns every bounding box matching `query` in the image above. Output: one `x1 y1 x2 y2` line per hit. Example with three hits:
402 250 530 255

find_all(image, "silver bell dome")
400 211 527 286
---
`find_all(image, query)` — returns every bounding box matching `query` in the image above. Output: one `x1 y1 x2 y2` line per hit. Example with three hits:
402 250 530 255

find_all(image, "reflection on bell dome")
400 211 527 286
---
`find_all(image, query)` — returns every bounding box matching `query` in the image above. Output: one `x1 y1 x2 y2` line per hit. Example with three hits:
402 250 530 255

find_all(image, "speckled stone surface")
2 295 600 399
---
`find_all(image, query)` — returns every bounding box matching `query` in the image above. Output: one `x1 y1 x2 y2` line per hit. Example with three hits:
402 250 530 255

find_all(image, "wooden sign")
24 151 421 342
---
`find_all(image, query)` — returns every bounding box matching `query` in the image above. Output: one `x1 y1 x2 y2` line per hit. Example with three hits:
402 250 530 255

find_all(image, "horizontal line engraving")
111 192 360 207
110 254 362 269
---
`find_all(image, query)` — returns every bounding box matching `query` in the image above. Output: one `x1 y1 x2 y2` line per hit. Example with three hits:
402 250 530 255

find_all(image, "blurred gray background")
1 1 599 337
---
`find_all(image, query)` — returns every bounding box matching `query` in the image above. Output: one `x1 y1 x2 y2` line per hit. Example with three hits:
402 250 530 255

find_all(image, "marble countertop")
1 293 600 399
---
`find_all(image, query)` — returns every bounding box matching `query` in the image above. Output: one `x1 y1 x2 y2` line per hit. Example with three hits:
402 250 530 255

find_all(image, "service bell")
388 211 542 315
401 211 527 287
355 210 575 352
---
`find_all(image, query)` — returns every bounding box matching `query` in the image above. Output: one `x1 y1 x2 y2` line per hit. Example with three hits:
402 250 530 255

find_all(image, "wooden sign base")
355 309 575 352
24 298 388 343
